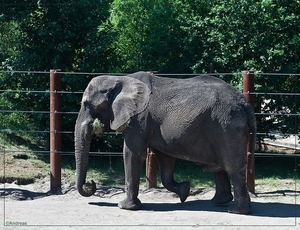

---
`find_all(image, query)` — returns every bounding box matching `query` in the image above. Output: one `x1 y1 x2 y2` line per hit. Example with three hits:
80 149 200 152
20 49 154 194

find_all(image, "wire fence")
0 70 299 157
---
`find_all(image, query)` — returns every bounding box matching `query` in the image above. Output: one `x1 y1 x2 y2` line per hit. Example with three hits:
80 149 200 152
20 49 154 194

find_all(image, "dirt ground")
1 179 299 230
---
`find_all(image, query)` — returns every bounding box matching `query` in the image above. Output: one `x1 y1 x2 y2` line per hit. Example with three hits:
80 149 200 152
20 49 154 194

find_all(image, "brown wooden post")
146 148 158 188
242 70 255 193
50 69 62 194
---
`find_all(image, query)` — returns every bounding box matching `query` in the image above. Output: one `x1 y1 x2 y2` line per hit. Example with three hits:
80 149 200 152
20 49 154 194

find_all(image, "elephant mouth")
92 118 105 136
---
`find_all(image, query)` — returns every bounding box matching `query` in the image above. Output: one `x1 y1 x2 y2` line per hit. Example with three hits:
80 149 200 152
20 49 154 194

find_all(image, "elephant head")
74 75 151 197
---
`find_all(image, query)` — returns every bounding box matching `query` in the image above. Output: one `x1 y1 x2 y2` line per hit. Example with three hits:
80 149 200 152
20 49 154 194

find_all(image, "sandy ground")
0 180 299 230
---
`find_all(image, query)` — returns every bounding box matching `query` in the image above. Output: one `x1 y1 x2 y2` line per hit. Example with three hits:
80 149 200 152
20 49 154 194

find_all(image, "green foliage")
0 21 20 60
1 0 112 72
0 0 299 151
0 0 113 150
192 0 300 73
109 0 209 73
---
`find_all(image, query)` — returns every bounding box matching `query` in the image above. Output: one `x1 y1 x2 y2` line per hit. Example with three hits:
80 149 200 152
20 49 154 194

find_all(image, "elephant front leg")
118 145 145 210
211 170 233 204
155 150 190 203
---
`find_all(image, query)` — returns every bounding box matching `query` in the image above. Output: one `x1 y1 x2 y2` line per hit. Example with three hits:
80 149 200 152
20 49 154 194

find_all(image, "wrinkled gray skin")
74 71 256 214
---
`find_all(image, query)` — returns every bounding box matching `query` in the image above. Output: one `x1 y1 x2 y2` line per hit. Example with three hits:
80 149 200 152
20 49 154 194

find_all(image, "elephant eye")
83 101 95 114
82 101 90 109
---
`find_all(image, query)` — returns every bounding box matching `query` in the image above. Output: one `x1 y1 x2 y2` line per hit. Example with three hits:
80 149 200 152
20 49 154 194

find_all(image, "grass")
0 133 50 184
255 156 299 179
0 150 49 185
254 156 299 188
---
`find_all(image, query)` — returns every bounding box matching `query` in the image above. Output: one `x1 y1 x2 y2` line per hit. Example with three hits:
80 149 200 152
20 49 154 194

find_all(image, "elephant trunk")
74 116 96 197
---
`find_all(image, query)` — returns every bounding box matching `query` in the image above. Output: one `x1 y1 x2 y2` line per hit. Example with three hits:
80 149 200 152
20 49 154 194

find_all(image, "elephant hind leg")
228 170 252 214
154 150 190 203
211 170 233 204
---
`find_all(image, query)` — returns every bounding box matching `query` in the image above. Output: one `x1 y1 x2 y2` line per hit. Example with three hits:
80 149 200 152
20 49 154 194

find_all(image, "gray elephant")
74 71 256 214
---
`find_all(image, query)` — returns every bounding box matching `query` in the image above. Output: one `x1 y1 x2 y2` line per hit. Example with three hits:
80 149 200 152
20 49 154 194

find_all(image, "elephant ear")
106 76 151 131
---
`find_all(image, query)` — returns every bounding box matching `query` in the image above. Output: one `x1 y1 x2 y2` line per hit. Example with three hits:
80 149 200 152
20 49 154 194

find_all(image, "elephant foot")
228 198 252 214
118 197 142 210
178 182 190 203
211 192 233 204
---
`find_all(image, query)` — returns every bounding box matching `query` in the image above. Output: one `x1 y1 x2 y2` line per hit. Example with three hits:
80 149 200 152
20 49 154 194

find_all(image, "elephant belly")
149 132 222 167
196 162 223 172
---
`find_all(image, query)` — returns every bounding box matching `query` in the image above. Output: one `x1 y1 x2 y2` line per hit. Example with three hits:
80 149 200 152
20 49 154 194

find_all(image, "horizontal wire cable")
1 90 300 96
0 130 118 135
1 129 298 136
0 110 78 115
0 89 83 94
0 149 124 156
1 149 299 157
1 110 298 117
1 70 300 76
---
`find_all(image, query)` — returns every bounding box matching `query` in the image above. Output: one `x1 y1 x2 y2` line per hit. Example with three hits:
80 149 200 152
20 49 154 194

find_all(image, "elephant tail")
247 104 256 154
246 104 256 175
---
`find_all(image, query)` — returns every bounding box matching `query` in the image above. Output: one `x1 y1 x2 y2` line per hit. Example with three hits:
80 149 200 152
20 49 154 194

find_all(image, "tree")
0 21 20 61
0 0 112 150
190 0 299 73
108 0 211 73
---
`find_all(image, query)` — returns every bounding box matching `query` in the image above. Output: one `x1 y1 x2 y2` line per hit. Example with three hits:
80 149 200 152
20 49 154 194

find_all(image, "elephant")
74 71 256 214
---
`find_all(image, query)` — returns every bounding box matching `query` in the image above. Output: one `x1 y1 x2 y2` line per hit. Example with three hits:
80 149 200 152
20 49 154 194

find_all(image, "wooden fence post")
242 70 255 193
146 148 158 188
50 69 62 194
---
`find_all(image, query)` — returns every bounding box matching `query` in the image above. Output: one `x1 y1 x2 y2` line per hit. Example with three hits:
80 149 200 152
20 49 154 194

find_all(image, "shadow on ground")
89 189 300 218
0 188 51 200
89 199 299 218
